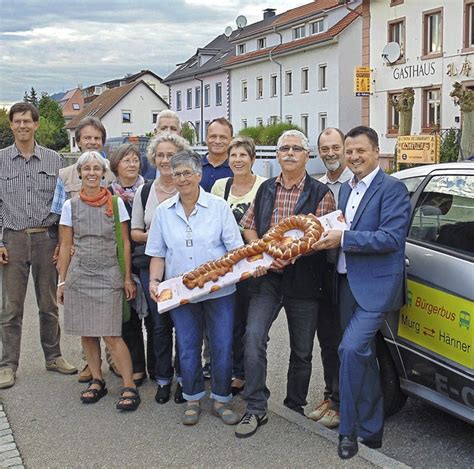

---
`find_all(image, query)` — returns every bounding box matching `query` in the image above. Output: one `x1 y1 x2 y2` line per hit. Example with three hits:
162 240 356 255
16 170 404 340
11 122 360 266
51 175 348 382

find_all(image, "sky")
0 0 309 104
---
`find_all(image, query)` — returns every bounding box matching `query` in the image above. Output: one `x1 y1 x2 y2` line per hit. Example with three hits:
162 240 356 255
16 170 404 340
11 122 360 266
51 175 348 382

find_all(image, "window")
152 111 159 124
241 119 248 129
270 74 277 97
318 64 327 90
464 1 474 49
301 68 309 93
256 77 263 99
72 103 80 110
237 44 246 55
186 88 192 109
122 110 131 123
195 121 201 143
301 114 309 135
204 120 210 138
204 85 210 107
390 0 404 6
195 87 201 108
285 71 293 95
388 18 405 61
293 25 305 40
423 9 443 56
215 82 222 106
257 37 266 50
318 113 327 132
423 88 441 131
241 80 248 101
408 175 474 256
311 19 325 34
176 91 182 111
256 117 263 126
269 116 278 125
285 115 292 124
387 92 401 135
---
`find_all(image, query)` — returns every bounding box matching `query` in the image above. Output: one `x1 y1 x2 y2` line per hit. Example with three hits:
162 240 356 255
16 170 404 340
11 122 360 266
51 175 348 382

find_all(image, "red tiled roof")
273 0 341 27
226 7 361 67
66 81 139 129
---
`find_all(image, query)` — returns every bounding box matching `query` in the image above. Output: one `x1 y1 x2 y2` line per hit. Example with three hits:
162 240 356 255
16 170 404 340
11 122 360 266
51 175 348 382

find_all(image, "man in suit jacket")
313 126 411 460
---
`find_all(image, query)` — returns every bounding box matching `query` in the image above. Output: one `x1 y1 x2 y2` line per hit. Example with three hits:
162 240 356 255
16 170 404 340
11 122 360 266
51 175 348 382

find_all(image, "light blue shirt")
337 166 381 274
145 187 244 301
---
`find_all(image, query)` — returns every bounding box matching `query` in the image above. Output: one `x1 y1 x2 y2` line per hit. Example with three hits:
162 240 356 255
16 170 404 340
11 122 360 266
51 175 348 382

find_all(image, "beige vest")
59 163 115 199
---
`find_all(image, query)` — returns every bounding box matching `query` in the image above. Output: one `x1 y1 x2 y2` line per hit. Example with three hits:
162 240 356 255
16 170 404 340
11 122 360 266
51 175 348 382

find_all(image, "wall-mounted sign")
397 135 440 164
354 66 371 97
446 58 472 78
393 62 436 80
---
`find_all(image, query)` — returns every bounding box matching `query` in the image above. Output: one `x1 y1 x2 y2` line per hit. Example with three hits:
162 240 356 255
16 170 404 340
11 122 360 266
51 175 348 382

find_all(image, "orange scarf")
79 187 113 217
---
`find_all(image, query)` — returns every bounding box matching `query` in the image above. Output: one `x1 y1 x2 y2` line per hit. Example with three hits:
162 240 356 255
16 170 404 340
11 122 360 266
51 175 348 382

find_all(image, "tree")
0 108 14 149
388 87 415 136
239 123 302 145
450 82 474 160
24 87 39 107
35 93 69 151
181 122 196 145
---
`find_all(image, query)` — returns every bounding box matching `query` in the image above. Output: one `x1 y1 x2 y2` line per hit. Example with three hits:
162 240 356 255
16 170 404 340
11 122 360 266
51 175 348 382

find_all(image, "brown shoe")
78 364 92 383
319 409 340 429
0 368 15 389
307 399 331 421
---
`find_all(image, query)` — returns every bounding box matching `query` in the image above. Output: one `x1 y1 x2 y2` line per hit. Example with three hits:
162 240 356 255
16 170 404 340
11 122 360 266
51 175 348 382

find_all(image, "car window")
408 174 474 256
400 176 425 195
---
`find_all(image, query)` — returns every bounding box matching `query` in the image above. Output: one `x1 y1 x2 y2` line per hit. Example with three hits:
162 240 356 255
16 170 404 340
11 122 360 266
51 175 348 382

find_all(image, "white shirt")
337 166 380 274
319 166 352 206
60 197 129 226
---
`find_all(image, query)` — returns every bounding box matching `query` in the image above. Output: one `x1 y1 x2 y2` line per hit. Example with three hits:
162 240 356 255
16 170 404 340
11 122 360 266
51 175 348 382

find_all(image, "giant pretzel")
182 214 324 290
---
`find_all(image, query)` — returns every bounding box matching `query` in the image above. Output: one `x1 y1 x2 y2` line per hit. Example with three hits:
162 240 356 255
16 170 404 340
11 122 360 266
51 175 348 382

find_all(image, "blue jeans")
140 268 179 385
170 294 235 403
243 273 320 416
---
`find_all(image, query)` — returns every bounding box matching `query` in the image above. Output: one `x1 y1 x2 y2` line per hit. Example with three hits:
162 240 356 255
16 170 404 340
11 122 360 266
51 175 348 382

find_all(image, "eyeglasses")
172 170 197 179
278 145 306 153
121 158 140 166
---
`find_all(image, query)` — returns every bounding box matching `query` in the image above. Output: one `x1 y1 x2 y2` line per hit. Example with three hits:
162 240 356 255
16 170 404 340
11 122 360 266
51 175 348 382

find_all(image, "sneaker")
202 363 211 379
319 409 340 429
0 368 15 389
307 399 331 421
235 412 268 438
45 357 78 375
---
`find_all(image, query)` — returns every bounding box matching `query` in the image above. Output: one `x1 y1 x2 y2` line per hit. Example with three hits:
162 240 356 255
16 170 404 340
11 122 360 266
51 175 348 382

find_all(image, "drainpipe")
195 76 204 144
269 27 283 123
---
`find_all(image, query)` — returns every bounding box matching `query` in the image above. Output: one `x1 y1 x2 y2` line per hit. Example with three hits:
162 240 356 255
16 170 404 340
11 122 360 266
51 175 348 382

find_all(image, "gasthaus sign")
398 280 473 369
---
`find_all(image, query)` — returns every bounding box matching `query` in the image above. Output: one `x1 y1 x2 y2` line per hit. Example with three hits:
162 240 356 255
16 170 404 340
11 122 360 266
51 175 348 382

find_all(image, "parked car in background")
377 162 474 424
104 136 154 179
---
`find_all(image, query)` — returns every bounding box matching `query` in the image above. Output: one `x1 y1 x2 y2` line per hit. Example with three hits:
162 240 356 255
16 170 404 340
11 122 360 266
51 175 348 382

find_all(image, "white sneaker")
0 368 15 389
307 399 331 421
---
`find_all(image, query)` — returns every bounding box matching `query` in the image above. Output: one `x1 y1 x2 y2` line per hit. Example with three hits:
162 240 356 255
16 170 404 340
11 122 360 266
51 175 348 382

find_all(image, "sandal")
116 387 141 411
80 379 107 404
182 404 201 425
213 404 239 425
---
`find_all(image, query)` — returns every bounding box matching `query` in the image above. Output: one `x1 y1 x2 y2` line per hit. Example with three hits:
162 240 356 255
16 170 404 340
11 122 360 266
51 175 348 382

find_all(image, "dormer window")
257 37 266 50
293 25 306 40
237 44 246 55
311 18 325 35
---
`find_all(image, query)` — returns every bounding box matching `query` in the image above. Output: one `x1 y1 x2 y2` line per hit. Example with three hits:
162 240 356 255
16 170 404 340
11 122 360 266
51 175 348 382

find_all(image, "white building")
66 80 168 151
369 0 474 157
163 35 233 144
225 1 363 146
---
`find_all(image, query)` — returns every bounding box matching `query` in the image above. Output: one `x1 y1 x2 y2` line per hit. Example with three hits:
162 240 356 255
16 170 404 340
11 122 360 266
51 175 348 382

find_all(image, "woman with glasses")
211 136 266 396
131 133 190 404
146 150 243 426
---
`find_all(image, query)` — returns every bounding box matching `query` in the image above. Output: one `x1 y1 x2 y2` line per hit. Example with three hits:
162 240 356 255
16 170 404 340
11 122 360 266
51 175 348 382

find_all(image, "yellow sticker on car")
398 280 474 369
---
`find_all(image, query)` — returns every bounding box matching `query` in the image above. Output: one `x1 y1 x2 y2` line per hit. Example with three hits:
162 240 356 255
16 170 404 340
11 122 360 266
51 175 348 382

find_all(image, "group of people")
0 103 411 460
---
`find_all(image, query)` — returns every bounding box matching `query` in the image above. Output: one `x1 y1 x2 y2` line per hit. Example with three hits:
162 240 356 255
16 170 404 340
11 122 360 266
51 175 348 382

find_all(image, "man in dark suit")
313 126 411 459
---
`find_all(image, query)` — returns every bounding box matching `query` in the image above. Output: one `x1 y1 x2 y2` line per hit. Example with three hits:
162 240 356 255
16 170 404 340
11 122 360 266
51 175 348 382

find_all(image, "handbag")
112 195 131 323
132 244 151 269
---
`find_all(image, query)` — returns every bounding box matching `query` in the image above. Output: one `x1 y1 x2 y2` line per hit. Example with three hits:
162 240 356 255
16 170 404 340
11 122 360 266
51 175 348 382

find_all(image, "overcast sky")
0 0 309 104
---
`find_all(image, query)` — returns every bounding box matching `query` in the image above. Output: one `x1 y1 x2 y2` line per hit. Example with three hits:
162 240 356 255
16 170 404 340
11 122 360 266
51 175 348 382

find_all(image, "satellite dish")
381 42 401 64
224 26 233 37
236 15 248 28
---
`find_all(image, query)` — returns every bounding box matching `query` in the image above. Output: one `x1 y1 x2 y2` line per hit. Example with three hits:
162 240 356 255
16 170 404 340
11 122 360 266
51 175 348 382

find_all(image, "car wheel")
376 334 408 417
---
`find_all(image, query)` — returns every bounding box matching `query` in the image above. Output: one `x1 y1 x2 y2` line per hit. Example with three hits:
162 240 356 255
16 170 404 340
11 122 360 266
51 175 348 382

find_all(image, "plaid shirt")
50 177 66 215
240 173 336 231
0 143 65 242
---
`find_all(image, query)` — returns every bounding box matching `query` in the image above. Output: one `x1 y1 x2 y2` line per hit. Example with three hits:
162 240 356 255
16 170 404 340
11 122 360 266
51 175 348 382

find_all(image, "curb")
269 400 411 469
0 403 24 469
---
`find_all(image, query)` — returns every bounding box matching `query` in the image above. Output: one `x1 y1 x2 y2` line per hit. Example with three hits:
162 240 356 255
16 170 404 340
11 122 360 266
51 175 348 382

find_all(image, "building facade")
369 0 474 156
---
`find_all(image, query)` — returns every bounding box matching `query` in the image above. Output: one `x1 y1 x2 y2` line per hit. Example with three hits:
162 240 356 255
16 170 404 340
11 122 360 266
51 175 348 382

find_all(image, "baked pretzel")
181 214 323 290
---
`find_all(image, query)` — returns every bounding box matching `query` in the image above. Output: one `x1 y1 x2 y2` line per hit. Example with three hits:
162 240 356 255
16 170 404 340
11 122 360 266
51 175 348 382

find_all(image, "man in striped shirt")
0 102 77 389
235 130 336 438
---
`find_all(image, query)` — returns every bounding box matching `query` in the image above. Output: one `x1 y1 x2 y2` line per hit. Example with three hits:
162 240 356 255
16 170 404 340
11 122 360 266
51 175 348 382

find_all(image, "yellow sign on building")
354 66 371 97
397 135 440 164
398 280 473 369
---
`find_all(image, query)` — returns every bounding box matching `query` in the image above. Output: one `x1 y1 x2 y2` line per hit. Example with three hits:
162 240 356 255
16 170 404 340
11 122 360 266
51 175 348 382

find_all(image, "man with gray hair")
236 130 336 438
154 110 181 135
